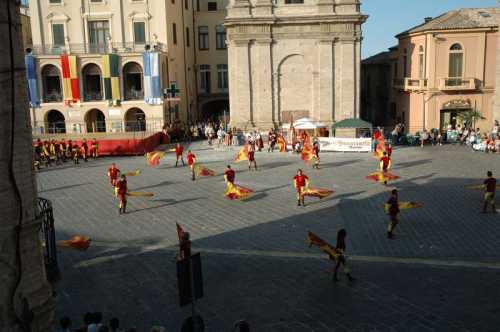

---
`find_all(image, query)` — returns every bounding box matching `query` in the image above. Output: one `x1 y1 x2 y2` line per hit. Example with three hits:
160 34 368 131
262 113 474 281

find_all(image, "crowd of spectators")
56 312 251 332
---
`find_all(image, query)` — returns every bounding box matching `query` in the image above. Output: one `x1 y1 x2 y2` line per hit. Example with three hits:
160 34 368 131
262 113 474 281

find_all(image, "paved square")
37 143 500 331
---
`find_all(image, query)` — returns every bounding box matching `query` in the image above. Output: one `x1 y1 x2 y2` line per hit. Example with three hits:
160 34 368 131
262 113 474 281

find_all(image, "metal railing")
28 42 167 56
37 197 59 283
124 90 145 100
393 78 427 91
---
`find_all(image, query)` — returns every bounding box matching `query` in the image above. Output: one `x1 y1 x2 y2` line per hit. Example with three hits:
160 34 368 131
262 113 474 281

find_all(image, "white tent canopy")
282 117 327 129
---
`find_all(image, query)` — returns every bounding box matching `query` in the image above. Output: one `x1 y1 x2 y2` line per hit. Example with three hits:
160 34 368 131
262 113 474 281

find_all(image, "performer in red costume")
187 150 196 181
293 169 309 207
116 174 128 214
175 143 185 167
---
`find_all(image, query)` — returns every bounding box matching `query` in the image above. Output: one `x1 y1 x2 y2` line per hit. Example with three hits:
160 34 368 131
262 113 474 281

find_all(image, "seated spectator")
58 317 72 332
109 318 122 332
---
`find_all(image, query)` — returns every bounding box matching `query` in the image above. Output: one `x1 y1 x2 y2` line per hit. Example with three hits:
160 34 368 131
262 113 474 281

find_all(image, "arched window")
41 65 62 102
449 43 463 78
82 63 103 101
123 62 143 100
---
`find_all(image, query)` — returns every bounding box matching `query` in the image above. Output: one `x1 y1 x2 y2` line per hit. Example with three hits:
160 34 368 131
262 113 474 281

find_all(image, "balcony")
438 78 479 91
393 78 427 91
27 42 167 56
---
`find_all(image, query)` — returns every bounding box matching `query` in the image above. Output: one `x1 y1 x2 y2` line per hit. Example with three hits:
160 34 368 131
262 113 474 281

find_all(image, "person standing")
187 150 196 181
175 143 185 167
483 171 497 213
380 151 392 185
312 141 320 169
293 169 309 207
386 189 400 239
107 163 121 189
247 143 257 171
333 229 355 282
224 164 236 184
268 130 276 152
92 138 99 159
116 174 128 214
72 142 80 165
82 139 89 162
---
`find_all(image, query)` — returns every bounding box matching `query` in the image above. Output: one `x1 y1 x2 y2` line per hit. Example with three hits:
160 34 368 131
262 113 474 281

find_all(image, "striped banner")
103 54 121 102
60 55 80 103
25 54 40 107
143 52 162 104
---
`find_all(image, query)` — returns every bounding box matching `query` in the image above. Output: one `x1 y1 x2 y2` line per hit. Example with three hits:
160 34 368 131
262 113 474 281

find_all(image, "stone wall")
0 1 55 331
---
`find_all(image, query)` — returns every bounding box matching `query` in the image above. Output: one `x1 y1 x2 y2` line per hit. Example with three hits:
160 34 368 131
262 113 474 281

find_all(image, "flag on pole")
301 144 316 163
366 171 400 183
224 182 255 200
143 52 162 104
194 164 215 177
25 54 40 107
60 55 80 103
301 187 334 199
234 145 249 162
146 151 166 166
103 54 121 102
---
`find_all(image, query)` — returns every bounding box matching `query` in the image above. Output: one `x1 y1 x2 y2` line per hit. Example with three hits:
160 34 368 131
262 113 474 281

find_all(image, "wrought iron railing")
37 197 60 283
28 42 167 56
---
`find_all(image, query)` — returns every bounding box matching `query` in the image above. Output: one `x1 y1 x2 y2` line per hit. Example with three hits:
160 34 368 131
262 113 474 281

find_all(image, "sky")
362 0 499 59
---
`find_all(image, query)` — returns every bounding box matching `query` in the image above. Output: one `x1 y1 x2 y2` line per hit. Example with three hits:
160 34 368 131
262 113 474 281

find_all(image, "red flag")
194 164 215 176
57 235 91 251
366 171 400 183
224 182 255 200
302 187 334 199
146 151 166 166
301 144 316 163
277 136 287 152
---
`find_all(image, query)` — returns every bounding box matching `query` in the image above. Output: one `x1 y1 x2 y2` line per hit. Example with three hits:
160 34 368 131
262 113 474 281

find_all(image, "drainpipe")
181 0 190 124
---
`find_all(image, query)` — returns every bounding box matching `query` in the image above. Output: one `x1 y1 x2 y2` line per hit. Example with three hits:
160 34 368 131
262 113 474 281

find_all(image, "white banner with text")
318 137 372 152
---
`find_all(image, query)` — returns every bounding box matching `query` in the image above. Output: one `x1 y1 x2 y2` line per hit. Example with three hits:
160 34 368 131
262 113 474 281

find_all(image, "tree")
457 110 485 128
0 1 55 331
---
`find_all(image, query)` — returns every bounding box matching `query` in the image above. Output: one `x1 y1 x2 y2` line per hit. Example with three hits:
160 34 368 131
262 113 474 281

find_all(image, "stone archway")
41 64 62 103
277 54 312 123
201 99 230 122
84 109 106 133
82 63 103 101
45 109 66 134
124 108 146 132
123 62 143 100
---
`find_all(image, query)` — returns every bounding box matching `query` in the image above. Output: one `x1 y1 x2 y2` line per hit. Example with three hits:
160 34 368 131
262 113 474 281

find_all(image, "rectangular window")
186 27 190 47
285 0 303 3
449 53 463 77
133 22 146 44
217 64 228 90
418 54 424 79
198 26 209 50
200 64 211 93
208 2 217 10
88 20 110 48
49 0 62 3
52 23 65 46
215 25 226 50
393 61 398 79
403 55 407 78
172 23 177 45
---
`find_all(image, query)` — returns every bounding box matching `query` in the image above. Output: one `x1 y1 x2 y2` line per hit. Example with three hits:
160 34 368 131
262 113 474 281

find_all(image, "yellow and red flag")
366 171 400 183
124 169 142 176
127 191 154 197
234 145 249 162
224 182 255 200
57 235 91 251
277 136 287 152
194 164 215 177
60 55 80 103
301 144 316 163
306 231 339 260
146 151 166 166
302 187 334 199
373 137 386 159
384 201 423 213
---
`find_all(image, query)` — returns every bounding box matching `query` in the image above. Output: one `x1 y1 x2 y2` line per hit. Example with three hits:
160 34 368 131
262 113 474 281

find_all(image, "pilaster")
255 39 275 128
317 38 335 125
338 37 356 120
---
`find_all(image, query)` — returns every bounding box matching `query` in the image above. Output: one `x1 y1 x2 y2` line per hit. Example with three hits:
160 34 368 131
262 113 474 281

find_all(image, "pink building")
392 8 499 133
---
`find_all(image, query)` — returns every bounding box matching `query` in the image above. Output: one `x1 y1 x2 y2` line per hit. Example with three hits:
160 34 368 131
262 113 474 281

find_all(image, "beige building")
27 0 229 135
391 8 499 133
195 0 230 120
225 0 367 130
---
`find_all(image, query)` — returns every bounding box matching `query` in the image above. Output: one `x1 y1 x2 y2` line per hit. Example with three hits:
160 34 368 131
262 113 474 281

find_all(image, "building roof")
397 7 500 37
362 51 391 65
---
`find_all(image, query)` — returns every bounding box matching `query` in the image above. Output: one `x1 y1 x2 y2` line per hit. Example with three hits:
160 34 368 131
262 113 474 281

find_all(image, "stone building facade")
225 0 367 130
27 0 230 136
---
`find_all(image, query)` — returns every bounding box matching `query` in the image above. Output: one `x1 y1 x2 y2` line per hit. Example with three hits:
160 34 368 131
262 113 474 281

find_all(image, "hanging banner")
318 137 372 152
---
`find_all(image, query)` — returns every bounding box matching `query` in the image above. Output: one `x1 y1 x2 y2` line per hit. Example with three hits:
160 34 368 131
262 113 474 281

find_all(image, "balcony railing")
393 78 427 91
124 90 145 101
42 93 63 103
83 92 103 102
438 78 478 91
28 42 167 56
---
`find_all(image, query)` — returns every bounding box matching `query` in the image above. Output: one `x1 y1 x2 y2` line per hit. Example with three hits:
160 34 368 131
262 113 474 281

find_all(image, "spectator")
420 129 429 148
232 320 250 332
58 317 72 332
88 312 103 332
109 318 122 332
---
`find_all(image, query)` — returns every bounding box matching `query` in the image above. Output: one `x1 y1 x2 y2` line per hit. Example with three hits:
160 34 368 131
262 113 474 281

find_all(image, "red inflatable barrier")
34 132 166 156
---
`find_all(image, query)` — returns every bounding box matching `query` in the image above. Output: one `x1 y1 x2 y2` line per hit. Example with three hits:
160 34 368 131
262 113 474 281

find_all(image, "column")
228 39 253 129
317 39 335 125
355 38 361 119
255 38 274 128
337 38 356 120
